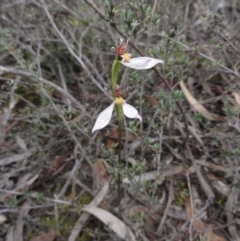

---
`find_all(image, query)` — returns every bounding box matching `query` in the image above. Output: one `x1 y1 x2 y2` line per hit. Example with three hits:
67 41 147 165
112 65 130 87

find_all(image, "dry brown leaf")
167 112 177 136
207 174 230 196
204 224 227 241
104 127 138 141
30 151 71 189
82 206 135 241
70 114 80 123
144 210 162 240
226 95 238 107
233 91 240 105
179 81 225 121
185 200 205 233
93 158 108 189
45 151 71 177
105 138 116 150
29 230 61 241
144 95 159 106
215 85 223 95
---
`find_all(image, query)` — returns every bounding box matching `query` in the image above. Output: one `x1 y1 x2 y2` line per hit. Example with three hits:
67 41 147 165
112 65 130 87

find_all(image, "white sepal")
121 57 164 70
122 102 142 121
92 102 115 133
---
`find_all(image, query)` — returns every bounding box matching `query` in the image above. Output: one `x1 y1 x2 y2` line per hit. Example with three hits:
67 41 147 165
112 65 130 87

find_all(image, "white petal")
92 102 115 133
122 103 142 121
121 57 164 70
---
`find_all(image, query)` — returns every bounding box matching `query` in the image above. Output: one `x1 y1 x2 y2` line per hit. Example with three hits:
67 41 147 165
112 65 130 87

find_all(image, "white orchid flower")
121 54 164 70
112 39 164 70
92 97 142 133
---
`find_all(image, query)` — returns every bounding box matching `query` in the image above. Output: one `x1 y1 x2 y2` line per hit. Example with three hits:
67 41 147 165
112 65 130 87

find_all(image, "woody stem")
117 118 122 217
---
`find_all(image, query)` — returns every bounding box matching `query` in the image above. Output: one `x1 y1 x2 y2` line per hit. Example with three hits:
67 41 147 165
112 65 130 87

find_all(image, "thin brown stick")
186 144 215 199
157 178 174 235
118 120 122 217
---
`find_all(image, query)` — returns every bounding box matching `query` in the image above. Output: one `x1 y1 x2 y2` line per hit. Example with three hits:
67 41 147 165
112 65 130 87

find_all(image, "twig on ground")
157 178 174 235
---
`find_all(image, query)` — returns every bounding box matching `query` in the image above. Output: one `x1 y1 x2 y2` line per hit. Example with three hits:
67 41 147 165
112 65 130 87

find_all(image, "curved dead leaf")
204 224 227 241
144 95 159 106
13 200 31 241
179 81 225 121
225 189 240 241
93 159 108 189
185 200 205 233
233 91 240 106
207 174 230 196
82 206 135 241
68 182 109 241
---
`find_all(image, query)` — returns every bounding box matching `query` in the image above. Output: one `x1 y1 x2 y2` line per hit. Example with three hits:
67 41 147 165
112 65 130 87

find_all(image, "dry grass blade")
179 81 225 121
82 206 135 241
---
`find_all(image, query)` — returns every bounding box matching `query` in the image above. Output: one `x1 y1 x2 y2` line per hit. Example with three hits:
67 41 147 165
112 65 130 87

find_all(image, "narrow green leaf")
111 59 120 90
